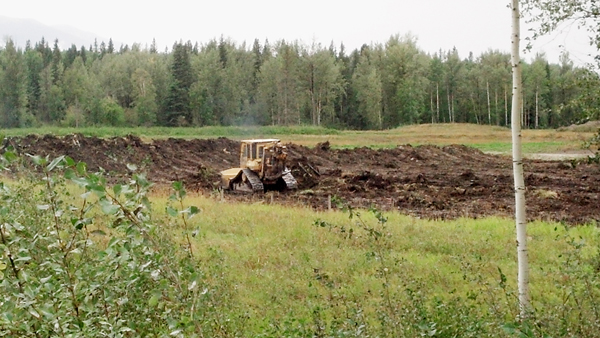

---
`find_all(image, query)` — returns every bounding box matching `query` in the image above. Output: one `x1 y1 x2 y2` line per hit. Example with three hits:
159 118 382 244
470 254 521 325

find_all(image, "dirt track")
5 134 600 225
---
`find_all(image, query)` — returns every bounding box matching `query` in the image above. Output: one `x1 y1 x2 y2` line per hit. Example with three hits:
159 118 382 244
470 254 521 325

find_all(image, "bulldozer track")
282 172 297 189
242 168 264 193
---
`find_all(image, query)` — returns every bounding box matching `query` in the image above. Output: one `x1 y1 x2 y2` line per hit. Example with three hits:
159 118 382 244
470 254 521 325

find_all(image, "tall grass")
2 151 600 336
152 191 600 336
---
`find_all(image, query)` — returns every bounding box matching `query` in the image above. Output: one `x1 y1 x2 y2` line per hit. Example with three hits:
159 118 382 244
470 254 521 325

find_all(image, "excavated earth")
4 134 600 225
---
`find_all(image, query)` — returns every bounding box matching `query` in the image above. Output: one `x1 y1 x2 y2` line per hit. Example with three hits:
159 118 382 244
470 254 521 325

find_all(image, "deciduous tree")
352 49 383 129
0 39 29 127
511 0 530 320
302 44 345 126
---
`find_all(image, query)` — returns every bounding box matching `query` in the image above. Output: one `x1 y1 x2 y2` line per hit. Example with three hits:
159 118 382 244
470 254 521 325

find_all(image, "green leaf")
100 199 120 215
90 185 106 198
172 181 184 191
64 156 76 167
71 177 89 187
148 294 159 307
0 261 7 271
113 184 123 196
3 151 17 163
166 206 178 217
28 308 40 319
189 206 200 215
64 168 76 179
76 162 87 175
27 154 45 166
182 206 200 219
40 308 55 319
46 156 65 172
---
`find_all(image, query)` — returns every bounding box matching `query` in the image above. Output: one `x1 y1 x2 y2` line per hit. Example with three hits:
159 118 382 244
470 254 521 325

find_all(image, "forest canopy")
0 34 598 130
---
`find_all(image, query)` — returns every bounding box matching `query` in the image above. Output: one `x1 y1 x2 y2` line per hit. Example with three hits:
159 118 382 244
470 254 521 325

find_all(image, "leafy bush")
0 151 239 337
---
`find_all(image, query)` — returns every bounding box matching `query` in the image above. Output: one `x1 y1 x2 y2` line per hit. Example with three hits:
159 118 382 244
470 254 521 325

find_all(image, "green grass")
470 141 578 153
1 123 593 155
4 158 600 335
0 125 340 139
150 192 600 333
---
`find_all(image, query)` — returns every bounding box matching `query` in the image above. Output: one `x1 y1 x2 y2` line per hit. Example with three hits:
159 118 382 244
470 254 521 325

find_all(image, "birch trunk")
430 89 434 124
447 86 451 122
436 83 440 123
535 90 539 129
505 85 508 126
510 0 530 319
487 81 492 125
495 89 499 125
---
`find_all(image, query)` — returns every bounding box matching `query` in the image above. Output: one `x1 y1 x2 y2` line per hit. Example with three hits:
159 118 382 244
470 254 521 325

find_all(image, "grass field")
150 191 600 335
1 123 595 154
2 123 600 336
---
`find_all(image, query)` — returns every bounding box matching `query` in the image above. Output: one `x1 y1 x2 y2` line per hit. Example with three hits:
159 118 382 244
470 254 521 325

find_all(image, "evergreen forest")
1 34 599 130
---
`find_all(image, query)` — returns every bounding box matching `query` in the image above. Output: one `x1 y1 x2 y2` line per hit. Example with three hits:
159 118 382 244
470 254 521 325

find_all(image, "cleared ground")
5 128 599 225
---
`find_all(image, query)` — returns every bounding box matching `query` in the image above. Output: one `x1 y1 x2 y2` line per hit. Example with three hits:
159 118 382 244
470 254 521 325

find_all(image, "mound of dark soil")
4 134 600 225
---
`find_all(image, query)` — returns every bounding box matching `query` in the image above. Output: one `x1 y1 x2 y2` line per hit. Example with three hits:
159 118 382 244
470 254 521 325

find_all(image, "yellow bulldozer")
220 139 297 193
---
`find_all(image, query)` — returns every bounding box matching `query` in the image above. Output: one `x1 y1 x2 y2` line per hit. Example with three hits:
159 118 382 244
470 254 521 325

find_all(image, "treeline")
0 34 598 130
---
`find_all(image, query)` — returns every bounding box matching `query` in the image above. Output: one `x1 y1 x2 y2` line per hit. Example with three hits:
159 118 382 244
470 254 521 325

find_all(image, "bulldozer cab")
239 139 281 173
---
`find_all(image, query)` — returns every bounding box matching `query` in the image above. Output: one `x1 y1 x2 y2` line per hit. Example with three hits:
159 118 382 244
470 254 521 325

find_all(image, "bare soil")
5 134 600 225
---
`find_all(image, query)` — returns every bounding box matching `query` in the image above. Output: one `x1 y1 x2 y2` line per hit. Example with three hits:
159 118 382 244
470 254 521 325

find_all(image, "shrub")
0 152 239 337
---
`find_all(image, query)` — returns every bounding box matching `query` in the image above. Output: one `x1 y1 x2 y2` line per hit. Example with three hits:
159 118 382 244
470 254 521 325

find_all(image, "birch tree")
522 0 600 67
352 50 383 129
524 54 549 128
302 45 344 126
511 0 530 319
444 48 463 123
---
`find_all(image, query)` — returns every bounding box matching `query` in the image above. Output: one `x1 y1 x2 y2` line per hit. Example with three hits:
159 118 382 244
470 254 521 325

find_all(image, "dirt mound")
558 120 600 132
4 134 600 225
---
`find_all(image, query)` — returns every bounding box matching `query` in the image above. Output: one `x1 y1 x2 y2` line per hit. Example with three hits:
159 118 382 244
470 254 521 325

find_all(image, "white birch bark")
487 81 492 125
510 0 530 319
505 85 508 126
535 90 539 129
436 83 440 123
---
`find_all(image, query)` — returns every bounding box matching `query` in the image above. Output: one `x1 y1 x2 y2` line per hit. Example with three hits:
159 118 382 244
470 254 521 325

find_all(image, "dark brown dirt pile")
4 134 599 225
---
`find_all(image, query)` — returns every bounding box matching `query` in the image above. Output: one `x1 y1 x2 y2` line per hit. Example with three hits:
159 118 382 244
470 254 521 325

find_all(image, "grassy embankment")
1 123 594 154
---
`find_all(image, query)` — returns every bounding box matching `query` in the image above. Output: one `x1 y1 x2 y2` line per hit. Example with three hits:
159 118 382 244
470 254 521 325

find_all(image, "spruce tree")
24 46 44 117
107 38 115 54
51 40 63 85
162 42 193 126
150 38 158 54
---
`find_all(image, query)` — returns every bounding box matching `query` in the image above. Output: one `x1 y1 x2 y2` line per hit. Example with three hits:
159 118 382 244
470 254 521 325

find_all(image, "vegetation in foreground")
1 151 600 337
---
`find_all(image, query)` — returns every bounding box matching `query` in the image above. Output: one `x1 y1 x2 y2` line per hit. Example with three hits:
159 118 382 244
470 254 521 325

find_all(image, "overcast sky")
2 0 596 64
